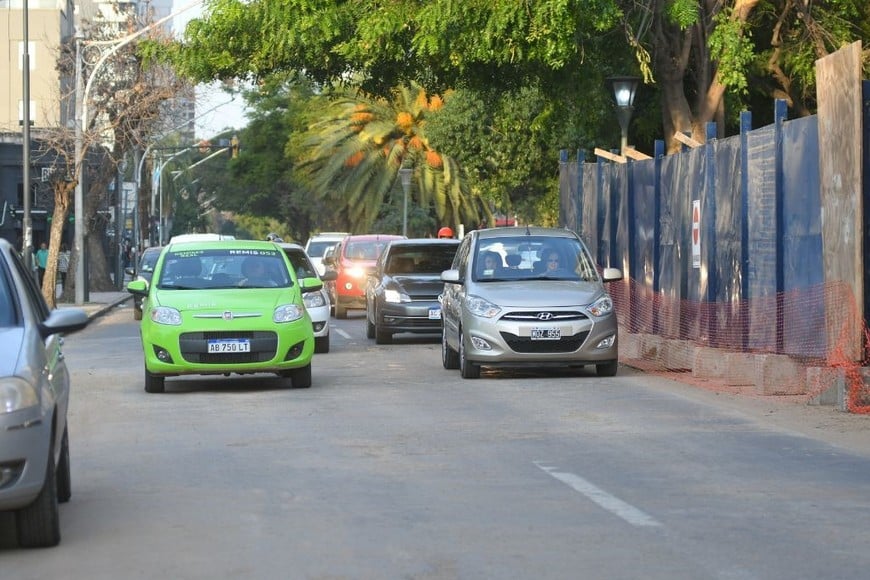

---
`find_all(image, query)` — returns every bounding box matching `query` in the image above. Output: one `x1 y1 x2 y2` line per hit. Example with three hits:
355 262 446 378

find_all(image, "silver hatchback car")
440 227 622 378
0 238 88 547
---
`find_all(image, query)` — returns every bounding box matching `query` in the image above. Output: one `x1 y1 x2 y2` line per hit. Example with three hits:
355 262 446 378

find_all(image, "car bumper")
460 310 619 367
377 301 443 334
307 304 330 338
141 318 315 376
0 407 51 510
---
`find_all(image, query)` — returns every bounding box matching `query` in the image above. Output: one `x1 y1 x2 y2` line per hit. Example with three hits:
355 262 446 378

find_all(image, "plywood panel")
816 41 864 360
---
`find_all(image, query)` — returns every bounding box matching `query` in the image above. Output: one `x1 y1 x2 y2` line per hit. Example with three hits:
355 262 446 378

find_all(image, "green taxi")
127 239 320 393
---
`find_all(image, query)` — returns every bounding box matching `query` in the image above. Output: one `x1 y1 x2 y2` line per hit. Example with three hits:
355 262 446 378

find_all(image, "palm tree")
298 83 489 233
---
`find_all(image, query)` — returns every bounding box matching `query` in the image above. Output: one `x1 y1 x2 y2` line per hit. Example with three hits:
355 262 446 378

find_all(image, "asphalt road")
2 306 869 579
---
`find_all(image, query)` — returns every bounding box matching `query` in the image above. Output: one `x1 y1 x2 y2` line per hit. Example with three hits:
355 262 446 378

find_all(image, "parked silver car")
0 238 88 547
440 227 622 378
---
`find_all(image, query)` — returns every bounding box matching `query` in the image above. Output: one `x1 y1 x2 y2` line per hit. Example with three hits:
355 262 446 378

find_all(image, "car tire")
366 313 375 339
596 361 619 377
442 325 459 369
375 323 392 344
335 304 347 319
56 426 71 503
16 439 61 548
459 331 480 379
144 370 165 393
288 364 312 388
314 334 330 354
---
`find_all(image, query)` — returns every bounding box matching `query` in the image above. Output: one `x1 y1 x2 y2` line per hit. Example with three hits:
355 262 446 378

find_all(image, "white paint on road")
333 327 352 339
534 461 662 528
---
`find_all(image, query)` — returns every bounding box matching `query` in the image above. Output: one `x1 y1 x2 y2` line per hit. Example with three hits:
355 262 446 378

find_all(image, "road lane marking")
333 327 352 339
534 461 662 528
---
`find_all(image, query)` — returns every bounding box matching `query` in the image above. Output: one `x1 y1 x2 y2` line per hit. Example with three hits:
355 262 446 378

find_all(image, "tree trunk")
42 180 74 309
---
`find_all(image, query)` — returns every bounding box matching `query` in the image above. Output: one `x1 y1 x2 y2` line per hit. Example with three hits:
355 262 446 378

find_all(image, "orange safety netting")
609 278 870 414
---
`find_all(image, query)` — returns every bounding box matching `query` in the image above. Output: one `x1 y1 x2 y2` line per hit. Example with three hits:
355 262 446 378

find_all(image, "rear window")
385 245 458 274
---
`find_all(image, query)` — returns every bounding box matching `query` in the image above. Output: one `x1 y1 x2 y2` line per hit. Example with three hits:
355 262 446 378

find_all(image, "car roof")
474 226 577 240
169 233 236 243
342 234 406 241
165 239 279 251
277 242 305 252
385 238 461 249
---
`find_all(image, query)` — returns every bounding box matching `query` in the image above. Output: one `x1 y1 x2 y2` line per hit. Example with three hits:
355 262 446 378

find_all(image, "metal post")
398 167 413 237
73 37 86 303
22 0 33 275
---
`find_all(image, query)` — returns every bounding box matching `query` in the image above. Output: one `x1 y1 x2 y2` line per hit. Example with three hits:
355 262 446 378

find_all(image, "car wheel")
365 312 375 339
288 364 312 388
375 322 392 344
56 426 71 503
596 361 619 377
16 439 61 548
314 334 330 354
459 330 480 379
335 304 347 319
442 325 459 370
144 370 165 393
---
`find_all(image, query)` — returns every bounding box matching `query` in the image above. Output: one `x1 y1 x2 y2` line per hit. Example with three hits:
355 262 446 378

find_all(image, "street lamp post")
72 0 202 305
398 167 413 237
607 76 640 154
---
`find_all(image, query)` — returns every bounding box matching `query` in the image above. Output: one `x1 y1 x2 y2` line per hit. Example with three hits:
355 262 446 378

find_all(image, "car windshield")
386 245 457 275
157 248 292 289
306 240 341 257
472 236 599 282
345 240 388 261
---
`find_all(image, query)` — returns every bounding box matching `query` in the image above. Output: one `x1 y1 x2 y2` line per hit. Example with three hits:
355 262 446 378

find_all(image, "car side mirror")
322 255 335 266
602 267 623 282
299 277 324 293
319 269 337 282
441 269 460 284
127 279 148 296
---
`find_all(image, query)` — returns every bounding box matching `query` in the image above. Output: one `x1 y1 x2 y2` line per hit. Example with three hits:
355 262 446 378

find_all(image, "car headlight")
384 288 410 303
274 304 304 323
588 295 614 317
0 378 39 414
151 306 182 325
465 295 501 318
303 291 326 309
346 267 366 279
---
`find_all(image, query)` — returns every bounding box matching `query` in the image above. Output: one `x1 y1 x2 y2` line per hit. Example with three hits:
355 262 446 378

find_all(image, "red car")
325 234 405 318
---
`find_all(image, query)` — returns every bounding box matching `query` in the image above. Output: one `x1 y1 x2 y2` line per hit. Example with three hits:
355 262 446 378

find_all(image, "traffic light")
230 135 240 159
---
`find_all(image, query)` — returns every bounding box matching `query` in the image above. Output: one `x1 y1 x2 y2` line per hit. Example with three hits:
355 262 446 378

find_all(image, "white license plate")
530 327 561 340
207 339 251 353
428 307 441 320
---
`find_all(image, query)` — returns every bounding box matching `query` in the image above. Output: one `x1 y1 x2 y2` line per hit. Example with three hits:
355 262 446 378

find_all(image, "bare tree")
34 7 193 307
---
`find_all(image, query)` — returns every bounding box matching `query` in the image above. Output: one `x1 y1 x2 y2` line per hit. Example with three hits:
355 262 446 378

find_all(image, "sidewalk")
57 290 132 320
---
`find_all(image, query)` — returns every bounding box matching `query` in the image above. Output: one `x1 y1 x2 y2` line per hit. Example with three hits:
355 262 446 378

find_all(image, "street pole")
22 0 33 275
72 0 202 304
399 167 413 237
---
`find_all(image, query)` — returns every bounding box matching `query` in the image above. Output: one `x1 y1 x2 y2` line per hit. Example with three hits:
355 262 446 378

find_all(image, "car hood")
392 275 445 297
473 280 607 308
0 328 23 375
153 288 298 312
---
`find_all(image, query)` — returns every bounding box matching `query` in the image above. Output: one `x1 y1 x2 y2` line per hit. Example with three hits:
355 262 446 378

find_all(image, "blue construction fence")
559 99 837 359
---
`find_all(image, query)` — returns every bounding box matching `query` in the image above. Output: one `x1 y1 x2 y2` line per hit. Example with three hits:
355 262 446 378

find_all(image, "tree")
295 83 490 234
44 8 194 304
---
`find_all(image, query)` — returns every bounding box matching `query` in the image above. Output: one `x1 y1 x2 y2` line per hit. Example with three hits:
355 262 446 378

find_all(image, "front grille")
501 311 589 323
500 330 590 353
179 331 278 364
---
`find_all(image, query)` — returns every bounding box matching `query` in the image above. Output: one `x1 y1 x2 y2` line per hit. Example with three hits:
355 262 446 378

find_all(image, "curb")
88 295 133 320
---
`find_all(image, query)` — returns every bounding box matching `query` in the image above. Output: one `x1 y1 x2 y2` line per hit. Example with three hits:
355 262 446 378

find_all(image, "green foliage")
709 10 754 95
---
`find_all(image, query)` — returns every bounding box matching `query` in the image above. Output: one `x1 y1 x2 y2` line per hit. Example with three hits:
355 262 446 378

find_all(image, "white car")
279 242 336 353
304 232 348 276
